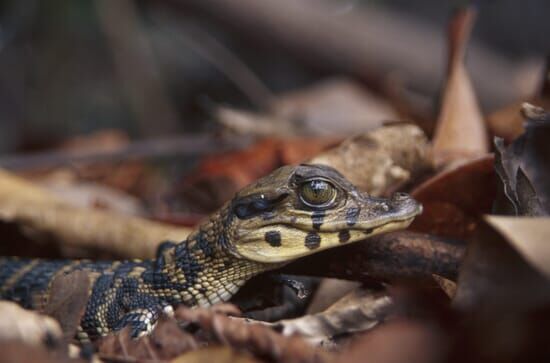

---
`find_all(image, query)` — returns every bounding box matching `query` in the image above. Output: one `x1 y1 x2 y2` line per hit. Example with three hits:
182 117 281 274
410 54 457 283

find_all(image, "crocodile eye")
299 179 336 207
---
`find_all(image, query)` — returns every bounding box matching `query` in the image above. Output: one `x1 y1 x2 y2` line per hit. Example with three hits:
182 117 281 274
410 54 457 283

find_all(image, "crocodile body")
0 164 421 340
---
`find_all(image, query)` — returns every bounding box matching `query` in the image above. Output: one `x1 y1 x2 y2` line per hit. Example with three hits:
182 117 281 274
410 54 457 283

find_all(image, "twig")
0 134 250 170
280 231 465 283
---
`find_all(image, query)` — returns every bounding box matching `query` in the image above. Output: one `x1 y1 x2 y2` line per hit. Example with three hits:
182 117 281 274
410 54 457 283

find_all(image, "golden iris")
300 179 336 207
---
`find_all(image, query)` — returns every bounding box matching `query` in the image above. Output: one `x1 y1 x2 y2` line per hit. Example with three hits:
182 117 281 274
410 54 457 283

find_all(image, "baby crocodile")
0 164 421 340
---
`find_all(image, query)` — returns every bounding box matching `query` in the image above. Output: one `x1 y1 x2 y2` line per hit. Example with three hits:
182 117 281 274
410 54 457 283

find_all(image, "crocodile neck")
155 206 280 307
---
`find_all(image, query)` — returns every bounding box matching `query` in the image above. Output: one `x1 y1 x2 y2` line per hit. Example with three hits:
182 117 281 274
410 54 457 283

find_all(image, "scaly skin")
0 164 421 340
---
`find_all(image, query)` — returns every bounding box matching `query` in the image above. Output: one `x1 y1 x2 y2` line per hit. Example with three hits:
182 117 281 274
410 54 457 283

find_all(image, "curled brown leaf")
43 270 91 342
410 155 495 239
175 307 331 363
254 288 391 346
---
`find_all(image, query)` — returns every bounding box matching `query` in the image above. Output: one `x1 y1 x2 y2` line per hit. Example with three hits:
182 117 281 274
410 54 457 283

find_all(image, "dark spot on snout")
311 210 325 230
346 207 361 226
338 230 350 243
265 231 282 247
305 232 321 249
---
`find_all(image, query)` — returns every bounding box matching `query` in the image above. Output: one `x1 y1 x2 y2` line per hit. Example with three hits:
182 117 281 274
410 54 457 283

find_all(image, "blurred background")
0 0 547 152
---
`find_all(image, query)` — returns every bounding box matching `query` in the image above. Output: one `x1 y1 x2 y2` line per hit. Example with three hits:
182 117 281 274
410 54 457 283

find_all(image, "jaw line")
233 215 417 264
364 216 416 235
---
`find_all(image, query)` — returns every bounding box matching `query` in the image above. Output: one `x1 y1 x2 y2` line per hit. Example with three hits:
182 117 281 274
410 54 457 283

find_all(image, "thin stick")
162 21 275 110
0 134 249 170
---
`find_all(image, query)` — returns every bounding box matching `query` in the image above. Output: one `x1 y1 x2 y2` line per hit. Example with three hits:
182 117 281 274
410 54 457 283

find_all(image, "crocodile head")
222 164 422 264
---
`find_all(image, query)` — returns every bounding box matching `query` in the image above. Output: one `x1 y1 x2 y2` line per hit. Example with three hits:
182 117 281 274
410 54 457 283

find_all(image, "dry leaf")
98 304 329 363
217 78 399 138
305 279 359 314
43 271 91 342
257 288 391 346
42 179 146 216
410 155 495 239
453 216 550 313
484 216 550 280
494 138 545 216
271 78 399 136
432 7 488 167
431 274 457 299
493 103 550 215
0 168 190 260
310 124 432 196
0 301 62 348
174 306 331 363
98 318 197 361
0 341 81 363
216 107 298 137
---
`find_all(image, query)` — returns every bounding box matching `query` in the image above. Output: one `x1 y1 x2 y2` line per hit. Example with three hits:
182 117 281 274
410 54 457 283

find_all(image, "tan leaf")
0 301 62 348
306 279 359 314
0 168 190 259
484 216 550 279
256 288 391 346
432 274 457 299
272 78 399 136
310 124 432 196
432 7 489 167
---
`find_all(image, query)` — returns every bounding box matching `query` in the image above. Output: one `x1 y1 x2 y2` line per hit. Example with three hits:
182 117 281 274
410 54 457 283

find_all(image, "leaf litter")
1 3 550 363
